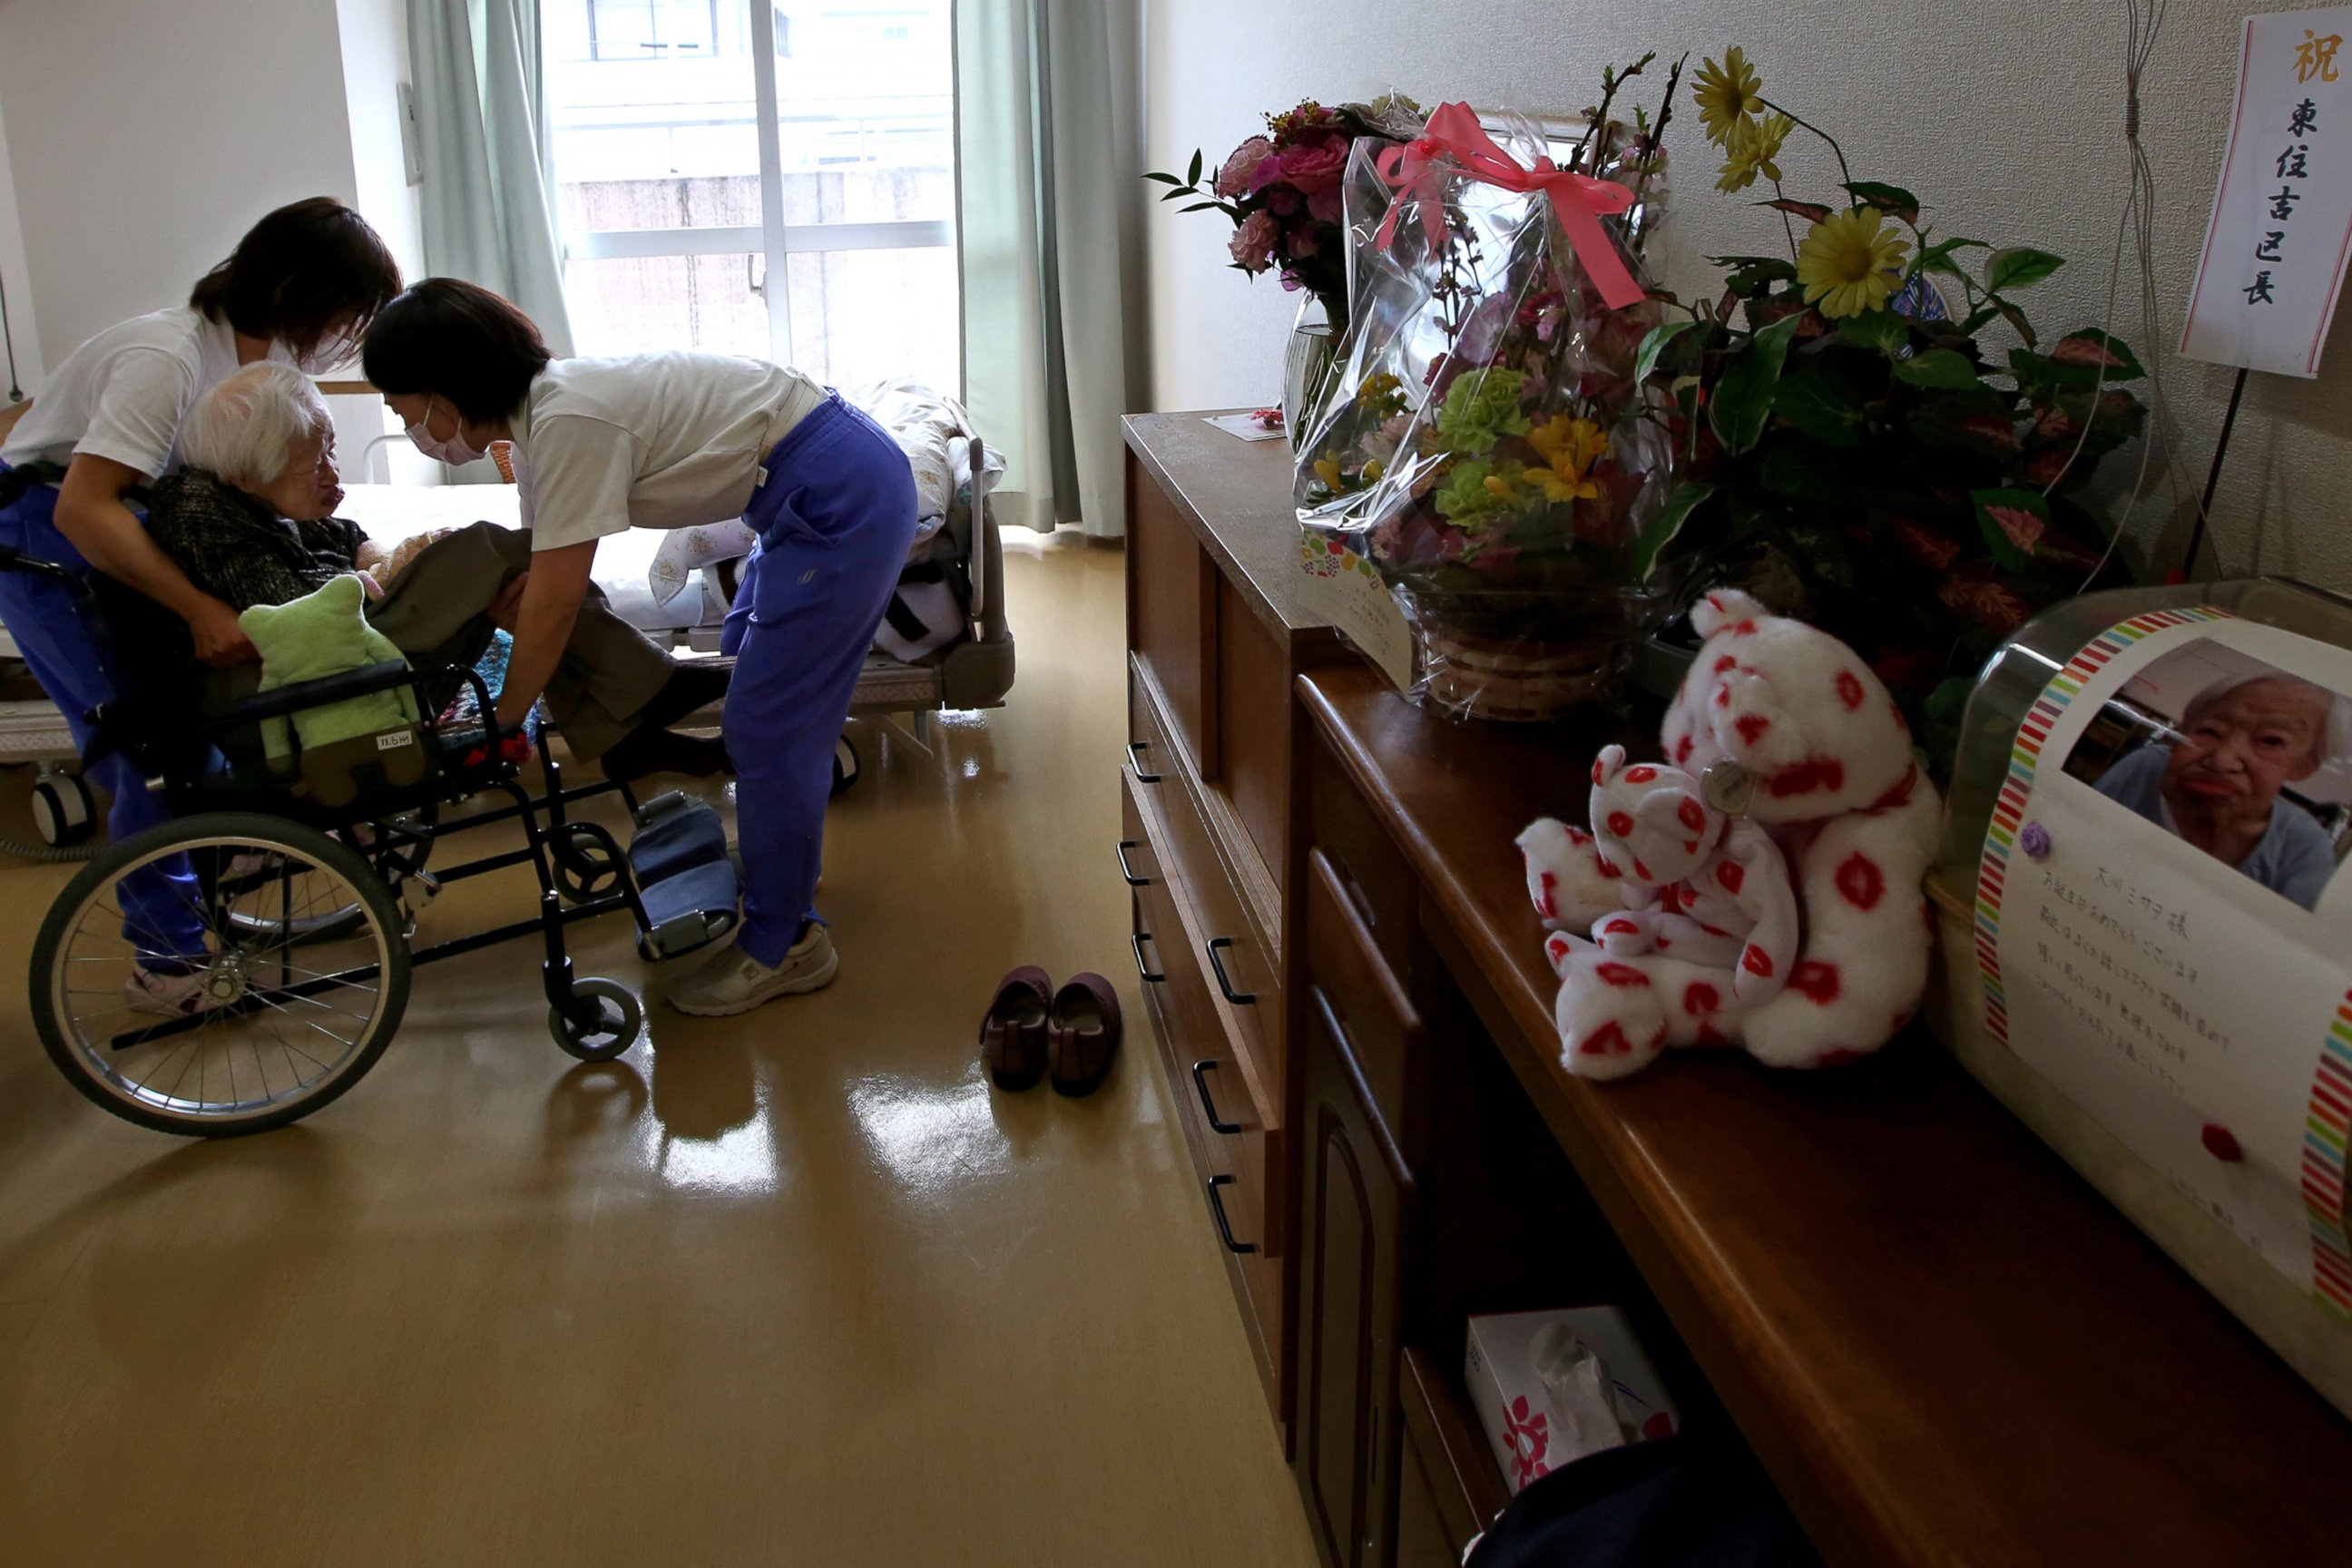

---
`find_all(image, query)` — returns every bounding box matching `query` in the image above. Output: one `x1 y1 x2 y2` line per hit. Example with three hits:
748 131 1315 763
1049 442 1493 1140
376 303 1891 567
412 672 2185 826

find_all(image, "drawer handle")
1205 936 1257 1005
1126 740 1162 784
1206 1174 1258 1255
1131 931 1165 984
1192 1058 1243 1134
1114 838 1152 887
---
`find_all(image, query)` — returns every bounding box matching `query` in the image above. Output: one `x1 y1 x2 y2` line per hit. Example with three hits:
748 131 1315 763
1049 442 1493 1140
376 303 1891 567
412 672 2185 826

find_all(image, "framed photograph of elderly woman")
2060 638 2352 914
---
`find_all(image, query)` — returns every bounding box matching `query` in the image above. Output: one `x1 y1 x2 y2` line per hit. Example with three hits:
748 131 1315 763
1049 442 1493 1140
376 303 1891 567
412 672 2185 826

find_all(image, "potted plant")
1636 46 2151 773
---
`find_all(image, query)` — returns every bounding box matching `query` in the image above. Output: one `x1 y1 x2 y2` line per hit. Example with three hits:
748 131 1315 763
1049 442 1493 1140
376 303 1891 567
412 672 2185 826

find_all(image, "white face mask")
405 396 488 466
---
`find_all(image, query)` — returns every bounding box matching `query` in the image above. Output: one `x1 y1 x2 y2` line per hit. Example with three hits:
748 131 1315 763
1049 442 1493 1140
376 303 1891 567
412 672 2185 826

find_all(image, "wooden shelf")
1297 660 2352 1568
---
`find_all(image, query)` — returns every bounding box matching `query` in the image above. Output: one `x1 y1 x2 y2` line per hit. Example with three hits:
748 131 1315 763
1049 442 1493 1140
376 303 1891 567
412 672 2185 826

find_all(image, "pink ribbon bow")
1375 101 1645 311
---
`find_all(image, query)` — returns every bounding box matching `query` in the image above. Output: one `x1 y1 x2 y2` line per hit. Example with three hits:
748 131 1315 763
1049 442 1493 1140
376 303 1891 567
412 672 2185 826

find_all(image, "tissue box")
1465 1307 1679 1494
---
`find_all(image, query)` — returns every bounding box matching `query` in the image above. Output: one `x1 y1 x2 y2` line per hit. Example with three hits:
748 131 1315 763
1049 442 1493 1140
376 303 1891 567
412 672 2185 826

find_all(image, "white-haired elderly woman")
145 362 729 781
2095 670 2350 911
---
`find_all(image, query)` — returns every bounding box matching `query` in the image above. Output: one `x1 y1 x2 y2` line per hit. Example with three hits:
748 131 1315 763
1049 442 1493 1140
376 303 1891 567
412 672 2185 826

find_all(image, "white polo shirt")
509 352 826 553
1 306 257 478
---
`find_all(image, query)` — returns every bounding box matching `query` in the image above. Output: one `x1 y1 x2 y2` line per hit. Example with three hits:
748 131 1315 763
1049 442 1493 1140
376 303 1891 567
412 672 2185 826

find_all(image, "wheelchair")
5 544 743 1139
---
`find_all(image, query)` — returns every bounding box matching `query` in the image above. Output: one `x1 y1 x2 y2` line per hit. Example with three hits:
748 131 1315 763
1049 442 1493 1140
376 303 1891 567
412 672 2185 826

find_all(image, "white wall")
0 76 40 399
0 0 362 368
1142 0 2352 589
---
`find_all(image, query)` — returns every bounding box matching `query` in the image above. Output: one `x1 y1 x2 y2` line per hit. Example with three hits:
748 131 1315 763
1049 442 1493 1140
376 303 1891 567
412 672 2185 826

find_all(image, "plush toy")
1516 588 1942 1080
239 574 417 759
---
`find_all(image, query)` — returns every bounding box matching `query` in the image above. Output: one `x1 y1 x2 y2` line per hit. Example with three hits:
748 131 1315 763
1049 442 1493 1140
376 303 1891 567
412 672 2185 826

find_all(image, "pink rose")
1228 210 1280 273
1262 185 1301 218
1214 136 1274 198
1306 185 1344 223
1250 154 1285 192
1277 137 1349 192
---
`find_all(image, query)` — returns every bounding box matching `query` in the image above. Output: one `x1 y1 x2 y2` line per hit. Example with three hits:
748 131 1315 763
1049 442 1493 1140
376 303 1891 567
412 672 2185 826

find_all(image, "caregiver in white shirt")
0 198 401 1014
360 279 918 1017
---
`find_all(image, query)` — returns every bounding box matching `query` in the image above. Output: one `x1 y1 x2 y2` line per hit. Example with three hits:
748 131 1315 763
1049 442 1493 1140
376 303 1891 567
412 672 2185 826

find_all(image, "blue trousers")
0 469 206 959
720 395 918 966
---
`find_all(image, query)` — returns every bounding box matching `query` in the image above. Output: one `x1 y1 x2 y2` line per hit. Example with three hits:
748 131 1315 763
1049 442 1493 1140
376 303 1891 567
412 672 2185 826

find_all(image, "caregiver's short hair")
179 363 332 494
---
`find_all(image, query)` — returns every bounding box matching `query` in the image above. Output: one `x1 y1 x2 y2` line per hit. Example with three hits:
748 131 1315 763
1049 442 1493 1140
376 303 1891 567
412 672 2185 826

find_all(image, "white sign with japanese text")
1994 616 2352 1283
2182 8 2352 377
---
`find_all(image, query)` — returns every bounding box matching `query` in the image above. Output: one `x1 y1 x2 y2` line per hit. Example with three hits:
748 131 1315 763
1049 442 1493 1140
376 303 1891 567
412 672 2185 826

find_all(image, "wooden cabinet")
1294 984 1414 1568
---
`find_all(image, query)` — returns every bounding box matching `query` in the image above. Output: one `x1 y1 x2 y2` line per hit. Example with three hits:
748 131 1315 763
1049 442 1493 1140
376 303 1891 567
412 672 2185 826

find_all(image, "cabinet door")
1295 985 1415 1568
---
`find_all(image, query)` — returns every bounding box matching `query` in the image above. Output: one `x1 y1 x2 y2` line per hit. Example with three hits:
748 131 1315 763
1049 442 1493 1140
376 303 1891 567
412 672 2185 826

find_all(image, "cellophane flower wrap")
1296 93 1681 720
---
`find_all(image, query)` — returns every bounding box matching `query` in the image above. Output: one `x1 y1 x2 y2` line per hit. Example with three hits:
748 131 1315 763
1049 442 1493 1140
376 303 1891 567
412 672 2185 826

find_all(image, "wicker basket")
1416 622 1616 722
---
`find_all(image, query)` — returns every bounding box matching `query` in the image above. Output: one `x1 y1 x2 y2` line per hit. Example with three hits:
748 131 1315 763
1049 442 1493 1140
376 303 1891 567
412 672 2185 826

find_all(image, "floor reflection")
846 1066 1011 1200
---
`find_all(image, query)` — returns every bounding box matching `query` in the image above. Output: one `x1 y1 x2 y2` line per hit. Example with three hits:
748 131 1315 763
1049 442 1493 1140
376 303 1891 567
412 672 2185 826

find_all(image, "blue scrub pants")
719 394 919 967
0 466 206 960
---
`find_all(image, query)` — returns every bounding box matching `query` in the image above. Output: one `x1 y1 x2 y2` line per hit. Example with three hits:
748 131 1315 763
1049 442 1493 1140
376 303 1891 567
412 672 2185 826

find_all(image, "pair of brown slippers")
981 967 1122 1096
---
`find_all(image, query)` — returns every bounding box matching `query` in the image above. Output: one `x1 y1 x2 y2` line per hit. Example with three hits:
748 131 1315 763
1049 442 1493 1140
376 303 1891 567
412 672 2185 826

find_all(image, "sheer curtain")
956 0 1145 539
407 0 574 358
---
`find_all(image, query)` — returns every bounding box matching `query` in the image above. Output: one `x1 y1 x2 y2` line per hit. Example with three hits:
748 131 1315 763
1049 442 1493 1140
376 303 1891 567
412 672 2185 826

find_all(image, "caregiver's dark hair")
361 279 553 424
188 198 402 359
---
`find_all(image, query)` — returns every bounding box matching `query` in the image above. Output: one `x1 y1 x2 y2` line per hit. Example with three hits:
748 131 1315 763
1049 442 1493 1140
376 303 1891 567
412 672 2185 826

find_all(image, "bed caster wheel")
32 773 95 848
830 734 860 799
551 823 622 903
551 977 642 1062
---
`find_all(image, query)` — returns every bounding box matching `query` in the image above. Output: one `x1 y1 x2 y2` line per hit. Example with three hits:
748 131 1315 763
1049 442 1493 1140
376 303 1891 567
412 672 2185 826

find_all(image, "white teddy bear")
1517 589 1943 1080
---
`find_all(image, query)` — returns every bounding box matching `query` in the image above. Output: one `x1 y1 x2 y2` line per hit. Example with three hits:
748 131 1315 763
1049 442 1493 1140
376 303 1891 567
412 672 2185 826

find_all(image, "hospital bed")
0 377 1016 846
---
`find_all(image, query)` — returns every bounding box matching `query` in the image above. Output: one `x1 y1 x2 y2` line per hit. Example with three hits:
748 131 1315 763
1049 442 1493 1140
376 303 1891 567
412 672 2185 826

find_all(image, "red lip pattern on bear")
1594 961 1651 988
1834 852 1885 910
1683 981 1720 1014
1580 1022 1634 1056
1677 799 1706 833
1734 713 1770 745
1537 870 1559 918
1767 758 1846 798
1674 734 1694 763
1625 765 1656 784
1602 916 1640 936
1836 670 1866 710
1607 811 1635 837
1790 961 1841 1003
1717 860 1744 894
1741 945 1774 977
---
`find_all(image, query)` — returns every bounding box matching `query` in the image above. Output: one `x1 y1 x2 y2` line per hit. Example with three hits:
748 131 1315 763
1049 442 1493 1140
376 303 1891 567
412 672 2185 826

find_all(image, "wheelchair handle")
0 544 90 593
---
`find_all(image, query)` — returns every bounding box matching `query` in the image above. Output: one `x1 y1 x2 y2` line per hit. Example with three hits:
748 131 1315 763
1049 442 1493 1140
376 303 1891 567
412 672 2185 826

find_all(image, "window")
542 0 956 392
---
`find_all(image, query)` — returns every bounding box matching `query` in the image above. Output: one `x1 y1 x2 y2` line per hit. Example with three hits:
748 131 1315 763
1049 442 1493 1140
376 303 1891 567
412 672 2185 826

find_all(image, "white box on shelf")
1464 1306 1680 1494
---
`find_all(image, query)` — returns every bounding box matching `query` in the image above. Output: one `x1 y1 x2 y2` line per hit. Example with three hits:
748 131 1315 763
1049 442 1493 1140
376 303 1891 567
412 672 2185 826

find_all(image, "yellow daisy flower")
1692 48 1765 146
1796 207 1911 319
1714 112 1793 193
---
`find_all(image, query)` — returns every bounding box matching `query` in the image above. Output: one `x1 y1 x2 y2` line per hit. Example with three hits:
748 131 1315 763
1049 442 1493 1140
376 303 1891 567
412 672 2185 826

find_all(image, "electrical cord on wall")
0 259 21 402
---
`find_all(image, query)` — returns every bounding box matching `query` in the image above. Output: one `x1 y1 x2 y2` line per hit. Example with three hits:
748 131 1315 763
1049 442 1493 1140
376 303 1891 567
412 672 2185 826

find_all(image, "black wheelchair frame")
5 542 722 1135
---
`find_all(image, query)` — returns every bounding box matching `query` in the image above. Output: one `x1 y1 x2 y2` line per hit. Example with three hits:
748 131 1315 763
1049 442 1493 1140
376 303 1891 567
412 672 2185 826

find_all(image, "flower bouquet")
1634 46 2151 773
1294 60 1684 721
1147 95 1426 335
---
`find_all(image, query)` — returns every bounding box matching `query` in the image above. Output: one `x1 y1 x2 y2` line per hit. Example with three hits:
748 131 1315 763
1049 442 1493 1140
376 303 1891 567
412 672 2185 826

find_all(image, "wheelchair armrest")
206 662 417 728
0 543 87 592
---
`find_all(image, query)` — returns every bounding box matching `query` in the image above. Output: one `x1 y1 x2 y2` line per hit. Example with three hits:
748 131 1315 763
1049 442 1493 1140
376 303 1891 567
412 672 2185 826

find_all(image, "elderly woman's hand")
187 594 260 666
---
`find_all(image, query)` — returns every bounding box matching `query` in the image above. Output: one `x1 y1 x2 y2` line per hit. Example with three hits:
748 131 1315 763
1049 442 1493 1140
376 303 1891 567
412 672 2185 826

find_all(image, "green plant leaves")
1771 373 1870 446
1916 237 1989 279
1189 148 1203 187
1985 247 2064 291
2051 328 2147 379
1845 182 1921 223
1708 313 1804 456
1838 310 1908 356
1764 198 1833 224
1633 319 1701 385
1633 482 1715 579
1891 348 1981 389
1970 487 2051 572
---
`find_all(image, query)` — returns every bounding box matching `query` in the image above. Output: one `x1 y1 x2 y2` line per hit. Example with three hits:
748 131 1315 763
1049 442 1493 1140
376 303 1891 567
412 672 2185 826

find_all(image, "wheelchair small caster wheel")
551 823 622 903
551 977 642 1061
32 773 95 847
830 733 860 799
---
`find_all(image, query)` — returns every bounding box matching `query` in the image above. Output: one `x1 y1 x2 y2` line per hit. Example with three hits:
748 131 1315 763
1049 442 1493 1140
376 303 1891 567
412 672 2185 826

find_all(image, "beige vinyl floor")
0 534 1317 1568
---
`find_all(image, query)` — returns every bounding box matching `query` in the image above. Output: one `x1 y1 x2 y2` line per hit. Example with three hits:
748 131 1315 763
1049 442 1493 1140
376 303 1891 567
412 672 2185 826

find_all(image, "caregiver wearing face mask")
0 198 401 1015
362 279 918 1017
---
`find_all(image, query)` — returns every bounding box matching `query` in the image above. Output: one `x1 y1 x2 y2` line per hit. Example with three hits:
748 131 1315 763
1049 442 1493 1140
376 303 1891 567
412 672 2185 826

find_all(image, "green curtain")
408 0 573 358
955 0 1143 538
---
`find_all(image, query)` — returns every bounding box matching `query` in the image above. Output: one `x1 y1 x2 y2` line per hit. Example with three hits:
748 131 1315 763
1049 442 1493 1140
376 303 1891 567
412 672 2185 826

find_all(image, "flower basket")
1294 77 1686 722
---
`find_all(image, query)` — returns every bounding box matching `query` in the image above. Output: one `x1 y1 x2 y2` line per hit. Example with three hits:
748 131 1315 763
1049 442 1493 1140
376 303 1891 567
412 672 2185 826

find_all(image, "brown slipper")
981 966 1053 1091
1047 973 1122 1097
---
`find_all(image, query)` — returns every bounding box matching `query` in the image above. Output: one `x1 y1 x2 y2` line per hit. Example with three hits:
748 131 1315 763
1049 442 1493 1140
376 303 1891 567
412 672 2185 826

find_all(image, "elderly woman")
2095 671 2347 911
144 363 728 782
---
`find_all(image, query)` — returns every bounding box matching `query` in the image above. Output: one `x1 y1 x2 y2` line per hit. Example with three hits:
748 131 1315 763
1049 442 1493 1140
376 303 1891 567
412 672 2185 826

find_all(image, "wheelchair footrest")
629 793 740 960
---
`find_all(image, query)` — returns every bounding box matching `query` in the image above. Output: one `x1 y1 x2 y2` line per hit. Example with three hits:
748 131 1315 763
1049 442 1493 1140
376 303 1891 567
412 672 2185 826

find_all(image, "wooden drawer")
1124 774 1290 1422
1309 734 1419 983
1131 666 1283 1105
1127 457 1219 777
1307 846 1426 1152
1396 1348 1510 1563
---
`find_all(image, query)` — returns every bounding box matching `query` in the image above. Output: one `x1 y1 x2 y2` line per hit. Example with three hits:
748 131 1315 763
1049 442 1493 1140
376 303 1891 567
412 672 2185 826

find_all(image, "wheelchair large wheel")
30 812 411 1137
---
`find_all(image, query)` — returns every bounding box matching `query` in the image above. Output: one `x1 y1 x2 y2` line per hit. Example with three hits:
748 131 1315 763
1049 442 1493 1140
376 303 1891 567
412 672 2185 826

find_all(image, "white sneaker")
124 965 227 1017
667 925 838 1017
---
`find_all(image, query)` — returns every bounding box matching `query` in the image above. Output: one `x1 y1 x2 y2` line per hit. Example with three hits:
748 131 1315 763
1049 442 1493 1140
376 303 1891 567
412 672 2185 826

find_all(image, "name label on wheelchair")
376 730 416 751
